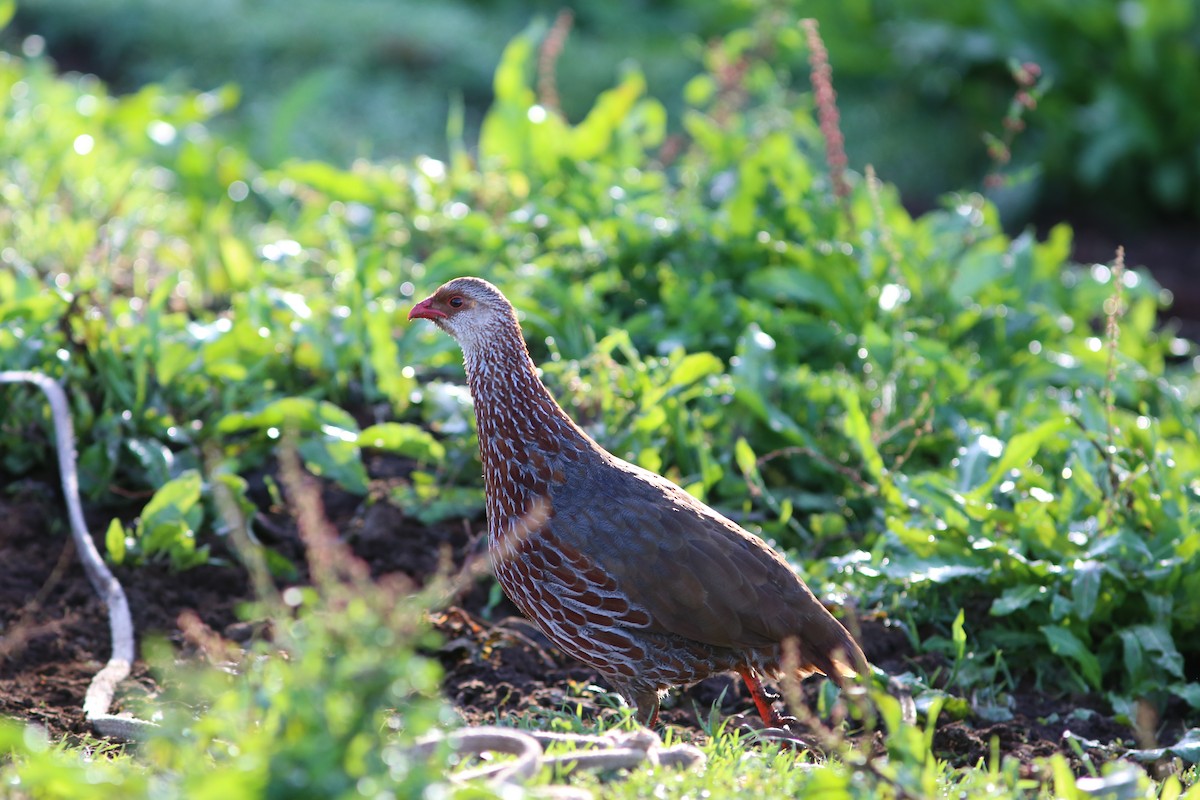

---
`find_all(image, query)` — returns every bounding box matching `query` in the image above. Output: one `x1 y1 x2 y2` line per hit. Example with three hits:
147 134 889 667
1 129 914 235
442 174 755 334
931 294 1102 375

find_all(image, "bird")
408 276 868 729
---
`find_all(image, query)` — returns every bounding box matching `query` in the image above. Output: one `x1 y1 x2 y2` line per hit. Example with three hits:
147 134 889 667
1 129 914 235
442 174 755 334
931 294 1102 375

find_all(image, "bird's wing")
546 452 865 675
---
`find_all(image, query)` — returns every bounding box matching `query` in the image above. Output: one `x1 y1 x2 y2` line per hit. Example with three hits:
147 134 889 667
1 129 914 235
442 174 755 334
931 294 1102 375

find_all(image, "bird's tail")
790 611 870 687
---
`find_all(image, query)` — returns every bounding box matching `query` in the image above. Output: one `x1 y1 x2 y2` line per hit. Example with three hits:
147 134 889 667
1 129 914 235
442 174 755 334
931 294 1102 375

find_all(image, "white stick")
1 371 156 739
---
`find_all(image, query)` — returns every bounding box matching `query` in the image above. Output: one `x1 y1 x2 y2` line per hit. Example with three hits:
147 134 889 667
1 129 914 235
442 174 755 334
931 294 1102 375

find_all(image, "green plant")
3 6 1200 797
795 0 1200 220
2 455 456 798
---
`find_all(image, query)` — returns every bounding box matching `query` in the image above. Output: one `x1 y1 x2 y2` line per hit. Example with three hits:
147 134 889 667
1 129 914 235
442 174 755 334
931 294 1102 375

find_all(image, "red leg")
736 667 799 730
634 689 660 728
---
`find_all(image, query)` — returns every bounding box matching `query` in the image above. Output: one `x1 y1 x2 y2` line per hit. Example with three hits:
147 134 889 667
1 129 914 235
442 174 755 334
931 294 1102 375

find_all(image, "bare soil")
0 456 1155 771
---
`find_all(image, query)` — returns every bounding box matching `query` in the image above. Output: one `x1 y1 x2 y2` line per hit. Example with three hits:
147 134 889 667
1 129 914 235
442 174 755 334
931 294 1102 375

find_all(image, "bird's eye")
448 296 464 308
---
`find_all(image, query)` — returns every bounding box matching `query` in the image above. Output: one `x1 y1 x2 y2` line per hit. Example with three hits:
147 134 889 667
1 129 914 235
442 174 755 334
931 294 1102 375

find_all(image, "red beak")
408 297 447 321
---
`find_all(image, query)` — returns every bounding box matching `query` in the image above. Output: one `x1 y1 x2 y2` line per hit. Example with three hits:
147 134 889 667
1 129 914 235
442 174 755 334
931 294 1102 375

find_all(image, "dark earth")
0 450 1179 776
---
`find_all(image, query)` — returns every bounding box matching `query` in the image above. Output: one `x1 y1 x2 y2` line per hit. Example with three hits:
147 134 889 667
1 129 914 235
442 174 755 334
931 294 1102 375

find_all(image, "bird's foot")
758 714 823 754
732 710 820 753
755 684 785 705
757 725 821 754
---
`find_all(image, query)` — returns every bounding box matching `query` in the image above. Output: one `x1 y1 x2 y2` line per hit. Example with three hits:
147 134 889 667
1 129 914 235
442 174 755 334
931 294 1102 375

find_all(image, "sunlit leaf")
970 417 1070 499
1124 728 1200 764
667 352 723 390
105 518 126 565
734 437 756 478
358 423 445 463
298 438 368 495
990 584 1044 616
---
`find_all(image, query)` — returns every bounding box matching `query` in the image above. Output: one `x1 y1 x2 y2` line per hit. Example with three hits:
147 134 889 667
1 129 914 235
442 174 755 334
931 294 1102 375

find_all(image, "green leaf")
951 608 967 663
878 553 988 583
1171 684 1200 710
1120 624 1184 679
840 396 873 465
218 235 255 292
734 437 756 477
667 352 723 390
1125 728 1200 764
990 584 1045 616
124 438 173 487
141 470 203 528
970 417 1070 500
358 423 445 463
1071 560 1103 622
0 0 14 32
367 307 413 413
731 386 818 449
569 71 645 160
390 481 484 526
478 24 539 169
105 518 126 565
216 397 359 437
841 388 887 484
747 267 845 318
276 159 379 203
298 438 368 495
1040 625 1102 689
135 470 206 568
919 690 971 722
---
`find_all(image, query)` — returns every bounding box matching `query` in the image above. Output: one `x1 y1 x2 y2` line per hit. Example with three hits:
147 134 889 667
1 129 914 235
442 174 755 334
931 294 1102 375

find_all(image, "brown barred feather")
409 277 868 728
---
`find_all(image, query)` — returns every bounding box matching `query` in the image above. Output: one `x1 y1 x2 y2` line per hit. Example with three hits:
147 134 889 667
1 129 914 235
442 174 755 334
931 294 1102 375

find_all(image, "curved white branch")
1 371 156 738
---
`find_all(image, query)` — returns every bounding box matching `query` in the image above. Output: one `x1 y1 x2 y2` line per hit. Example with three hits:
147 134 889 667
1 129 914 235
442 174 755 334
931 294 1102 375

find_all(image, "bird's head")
407 276 519 353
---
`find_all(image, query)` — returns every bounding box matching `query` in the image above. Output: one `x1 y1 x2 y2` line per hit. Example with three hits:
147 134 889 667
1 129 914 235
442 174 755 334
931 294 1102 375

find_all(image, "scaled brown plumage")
409 276 868 727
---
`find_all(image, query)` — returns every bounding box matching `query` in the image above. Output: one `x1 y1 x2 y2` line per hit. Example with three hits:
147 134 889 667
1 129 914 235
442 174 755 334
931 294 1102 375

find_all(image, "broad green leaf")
731 386 817 449
141 469 203 527
1120 624 1184 679
747 267 844 318
134 470 207 569
1171 684 1200 710
1040 625 1102 689
955 434 1003 493
569 71 645 160
298 438 368 495
731 323 777 399
276 160 379 203
1125 728 1200 764
1071 560 1103 622
358 423 445 463
216 398 359 436
1121 626 1145 679
990 584 1045 616
391 481 484 526
914 690 970 722
478 24 539 169
949 242 1007 301
667 352 722 390
124 438 173 487
970 417 1070 500
878 553 989 583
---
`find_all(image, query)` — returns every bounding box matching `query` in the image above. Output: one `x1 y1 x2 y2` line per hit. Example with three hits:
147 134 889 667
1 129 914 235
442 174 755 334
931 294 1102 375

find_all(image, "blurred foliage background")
5 0 1200 232
2 0 1200 794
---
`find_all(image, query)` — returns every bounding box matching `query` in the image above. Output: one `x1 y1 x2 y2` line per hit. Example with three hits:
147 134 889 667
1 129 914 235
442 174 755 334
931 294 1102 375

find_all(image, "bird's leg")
634 689 661 728
736 667 800 731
